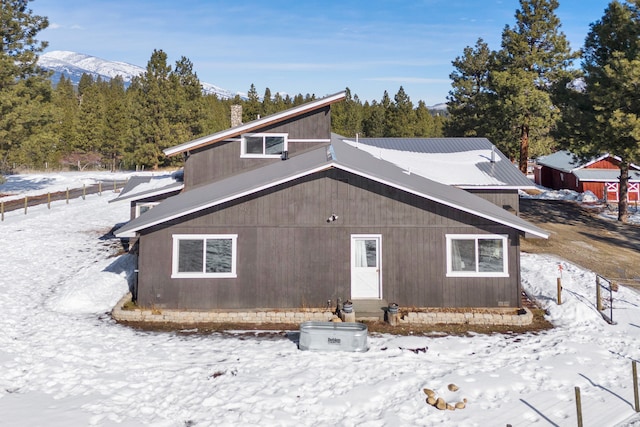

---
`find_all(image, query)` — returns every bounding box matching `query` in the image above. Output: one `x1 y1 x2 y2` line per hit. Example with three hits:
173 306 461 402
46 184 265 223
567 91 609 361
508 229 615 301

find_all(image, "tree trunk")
619 161 629 223
519 124 529 174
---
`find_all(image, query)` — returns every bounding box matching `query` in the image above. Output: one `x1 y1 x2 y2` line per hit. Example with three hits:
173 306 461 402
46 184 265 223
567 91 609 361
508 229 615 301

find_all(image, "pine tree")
386 86 416 137
262 87 277 116
559 0 640 222
0 0 51 171
415 101 444 137
129 49 177 169
446 1 576 169
445 38 493 138
243 83 261 122
103 76 132 171
77 76 107 156
331 87 363 137
52 75 80 156
492 0 577 172
362 100 385 137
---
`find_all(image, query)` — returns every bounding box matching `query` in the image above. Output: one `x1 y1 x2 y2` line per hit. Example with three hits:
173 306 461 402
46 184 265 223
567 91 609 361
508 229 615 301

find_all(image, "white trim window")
135 202 159 218
446 234 508 277
241 133 287 158
172 234 237 278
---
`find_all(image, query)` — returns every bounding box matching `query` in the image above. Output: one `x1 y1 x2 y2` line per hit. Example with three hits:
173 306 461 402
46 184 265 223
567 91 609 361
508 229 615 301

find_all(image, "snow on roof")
109 175 183 203
341 137 534 189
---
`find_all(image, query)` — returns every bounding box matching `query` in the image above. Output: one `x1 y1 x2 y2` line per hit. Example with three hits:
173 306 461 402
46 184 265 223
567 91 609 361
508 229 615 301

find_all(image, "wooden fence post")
82 184 86 200
24 196 27 215
47 192 51 209
575 387 583 427
99 182 102 196
557 278 562 305
113 180 117 192
66 187 69 204
1 201 4 221
596 276 602 311
634 361 639 412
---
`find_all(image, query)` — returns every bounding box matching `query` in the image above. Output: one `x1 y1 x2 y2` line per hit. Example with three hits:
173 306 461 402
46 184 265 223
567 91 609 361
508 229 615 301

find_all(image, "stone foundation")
112 293 333 324
111 293 533 326
398 308 533 326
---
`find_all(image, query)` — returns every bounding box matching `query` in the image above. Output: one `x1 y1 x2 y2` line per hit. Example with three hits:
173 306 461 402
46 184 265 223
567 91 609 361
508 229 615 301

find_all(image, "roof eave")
163 91 346 157
108 184 184 204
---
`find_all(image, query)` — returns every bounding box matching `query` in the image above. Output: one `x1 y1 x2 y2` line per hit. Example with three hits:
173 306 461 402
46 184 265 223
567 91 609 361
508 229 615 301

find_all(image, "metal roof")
536 150 590 172
163 91 346 157
573 169 640 182
350 137 495 153
116 137 548 239
342 137 534 189
109 176 184 204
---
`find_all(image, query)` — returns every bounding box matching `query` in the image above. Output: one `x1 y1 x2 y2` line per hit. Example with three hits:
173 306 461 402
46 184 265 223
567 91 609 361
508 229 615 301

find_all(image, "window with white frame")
135 202 159 218
172 234 237 278
445 234 508 277
241 133 287 158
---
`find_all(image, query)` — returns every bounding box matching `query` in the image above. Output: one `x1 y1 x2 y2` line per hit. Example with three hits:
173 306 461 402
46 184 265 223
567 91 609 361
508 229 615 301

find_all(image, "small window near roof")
172 234 237 278
135 202 159 218
241 133 287 158
446 234 508 277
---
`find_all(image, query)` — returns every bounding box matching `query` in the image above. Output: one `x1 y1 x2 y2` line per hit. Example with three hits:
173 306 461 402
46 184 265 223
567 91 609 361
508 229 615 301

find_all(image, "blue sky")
35 0 613 104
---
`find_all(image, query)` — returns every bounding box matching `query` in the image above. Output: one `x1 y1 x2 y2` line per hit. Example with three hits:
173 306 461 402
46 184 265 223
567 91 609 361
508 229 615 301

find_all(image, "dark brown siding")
184 107 332 189
137 169 522 310
466 189 520 215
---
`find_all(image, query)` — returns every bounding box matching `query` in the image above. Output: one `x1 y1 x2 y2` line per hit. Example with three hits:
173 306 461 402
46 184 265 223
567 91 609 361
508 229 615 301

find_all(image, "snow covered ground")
1 173 640 426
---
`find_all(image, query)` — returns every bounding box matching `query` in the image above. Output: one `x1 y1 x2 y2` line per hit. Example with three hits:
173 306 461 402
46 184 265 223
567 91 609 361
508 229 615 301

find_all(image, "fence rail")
1 180 126 221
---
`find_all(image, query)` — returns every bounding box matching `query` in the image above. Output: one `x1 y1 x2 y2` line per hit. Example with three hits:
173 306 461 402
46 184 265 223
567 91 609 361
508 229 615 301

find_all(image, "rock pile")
423 384 468 411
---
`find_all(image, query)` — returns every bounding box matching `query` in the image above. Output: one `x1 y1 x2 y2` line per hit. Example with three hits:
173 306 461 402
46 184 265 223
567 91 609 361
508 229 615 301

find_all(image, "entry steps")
351 299 388 321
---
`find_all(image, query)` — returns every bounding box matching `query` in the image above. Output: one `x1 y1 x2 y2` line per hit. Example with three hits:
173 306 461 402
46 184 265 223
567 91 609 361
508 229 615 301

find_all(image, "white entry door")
350 235 381 299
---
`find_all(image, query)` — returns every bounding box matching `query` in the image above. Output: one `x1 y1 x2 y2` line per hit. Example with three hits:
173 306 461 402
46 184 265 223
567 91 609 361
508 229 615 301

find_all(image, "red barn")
534 151 640 202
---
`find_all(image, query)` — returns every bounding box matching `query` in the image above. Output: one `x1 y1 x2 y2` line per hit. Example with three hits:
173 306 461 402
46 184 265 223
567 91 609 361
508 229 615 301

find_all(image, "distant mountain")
38 50 238 99
428 102 448 111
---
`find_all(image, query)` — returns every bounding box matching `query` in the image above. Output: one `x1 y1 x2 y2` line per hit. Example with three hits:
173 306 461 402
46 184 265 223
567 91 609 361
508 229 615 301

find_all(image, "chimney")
230 105 243 127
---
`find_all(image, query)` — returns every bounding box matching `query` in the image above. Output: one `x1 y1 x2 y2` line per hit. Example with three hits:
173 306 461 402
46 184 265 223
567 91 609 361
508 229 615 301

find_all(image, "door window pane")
364 240 377 267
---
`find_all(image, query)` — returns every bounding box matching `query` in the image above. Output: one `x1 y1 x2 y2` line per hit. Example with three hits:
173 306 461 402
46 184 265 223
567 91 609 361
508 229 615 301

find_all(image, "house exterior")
534 150 640 202
115 91 547 313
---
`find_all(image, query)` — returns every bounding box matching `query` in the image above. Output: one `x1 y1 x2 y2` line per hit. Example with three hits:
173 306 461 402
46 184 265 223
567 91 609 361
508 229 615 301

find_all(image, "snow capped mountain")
39 50 145 83
428 102 448 111
38 50 237 99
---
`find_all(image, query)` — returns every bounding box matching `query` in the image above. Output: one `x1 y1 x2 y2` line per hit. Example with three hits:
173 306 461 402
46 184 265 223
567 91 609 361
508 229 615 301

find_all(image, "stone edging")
111 293 334 324
111 293 533 326
398 308 533 326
